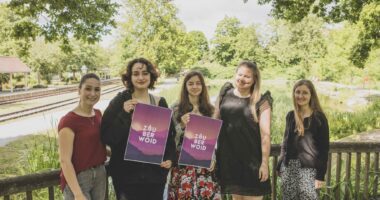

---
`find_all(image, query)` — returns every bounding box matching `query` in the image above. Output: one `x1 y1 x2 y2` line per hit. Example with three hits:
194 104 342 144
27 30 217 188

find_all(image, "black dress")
216 87 272 196
100 90 176 200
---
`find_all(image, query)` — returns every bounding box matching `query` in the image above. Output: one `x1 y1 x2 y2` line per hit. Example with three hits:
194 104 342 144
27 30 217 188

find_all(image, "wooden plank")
326 153 332 199
26 191 32 200
0 170 60 196
355 153 361 200
271 156 278 200
48 186 54 200
363 152 370 199
374 152 379 197
105 177 109 200
335 152 342 200
344 152 351 200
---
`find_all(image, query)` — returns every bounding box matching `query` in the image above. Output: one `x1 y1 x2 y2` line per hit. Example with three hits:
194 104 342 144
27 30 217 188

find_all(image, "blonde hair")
292 79 324 136
236 61 261 122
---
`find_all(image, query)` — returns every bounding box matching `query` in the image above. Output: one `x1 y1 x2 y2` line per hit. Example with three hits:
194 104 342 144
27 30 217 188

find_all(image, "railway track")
0 79 120 105
0 85 124 123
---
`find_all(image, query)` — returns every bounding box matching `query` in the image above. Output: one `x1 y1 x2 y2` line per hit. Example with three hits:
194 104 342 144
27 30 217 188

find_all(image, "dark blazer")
100 90 176 184
277 110 329 181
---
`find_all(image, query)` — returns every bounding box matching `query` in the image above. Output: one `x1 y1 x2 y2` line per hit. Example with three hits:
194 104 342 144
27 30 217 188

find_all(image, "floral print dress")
168 166 221 199
168 104 221 200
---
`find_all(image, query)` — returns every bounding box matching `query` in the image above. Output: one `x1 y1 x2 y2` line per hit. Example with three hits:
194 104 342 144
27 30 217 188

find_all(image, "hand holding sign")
178 114 222 168
124 103 173 165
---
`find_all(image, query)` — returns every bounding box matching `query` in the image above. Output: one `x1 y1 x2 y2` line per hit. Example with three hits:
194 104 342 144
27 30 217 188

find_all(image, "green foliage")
211 16 241 66
190 66 211 78
199 62 236 79
0 3 33 57
183 31 209 66
258 0 380 67
349 2 380 67
327 100 380 140
266 16 327 79
8 0 118 52
119 0 196 74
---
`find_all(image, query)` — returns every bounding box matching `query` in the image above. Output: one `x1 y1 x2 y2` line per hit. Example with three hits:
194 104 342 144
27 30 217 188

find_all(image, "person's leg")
63 169 93 200
112 177 129 200
146 183 166 200
90 165 107 200
280 160 300 200
299 168 318 200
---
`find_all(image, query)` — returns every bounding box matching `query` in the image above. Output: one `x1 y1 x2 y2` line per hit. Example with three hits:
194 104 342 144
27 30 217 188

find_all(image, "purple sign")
178 114 222 168
124 103 173 165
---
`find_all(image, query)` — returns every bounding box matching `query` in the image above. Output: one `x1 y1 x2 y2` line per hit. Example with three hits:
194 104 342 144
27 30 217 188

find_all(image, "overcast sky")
172 0 272 39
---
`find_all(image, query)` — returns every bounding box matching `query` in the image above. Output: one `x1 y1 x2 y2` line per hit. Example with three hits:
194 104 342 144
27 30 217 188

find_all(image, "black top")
216 85 272 196
100 90 176 184
277 111 330 181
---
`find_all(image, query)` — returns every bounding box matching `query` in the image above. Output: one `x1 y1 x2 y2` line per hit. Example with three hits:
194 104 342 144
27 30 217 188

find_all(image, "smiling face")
79 78 101 107
131 62 151 90
235 65 255 91
186 75 203 97
294 84 311 108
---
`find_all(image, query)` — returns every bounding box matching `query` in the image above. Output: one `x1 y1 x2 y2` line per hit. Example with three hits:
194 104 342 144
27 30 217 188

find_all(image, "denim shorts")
63 165 107 200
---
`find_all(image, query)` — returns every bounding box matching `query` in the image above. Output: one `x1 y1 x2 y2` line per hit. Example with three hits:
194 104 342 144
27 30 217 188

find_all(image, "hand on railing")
315 180 324 189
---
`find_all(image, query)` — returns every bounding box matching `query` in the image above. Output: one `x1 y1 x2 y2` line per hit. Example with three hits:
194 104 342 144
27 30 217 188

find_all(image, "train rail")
0 79 120 105
0 85 124 123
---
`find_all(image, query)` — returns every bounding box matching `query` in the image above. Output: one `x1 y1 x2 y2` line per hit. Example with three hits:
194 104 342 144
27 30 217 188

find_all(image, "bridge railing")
1 142 379 200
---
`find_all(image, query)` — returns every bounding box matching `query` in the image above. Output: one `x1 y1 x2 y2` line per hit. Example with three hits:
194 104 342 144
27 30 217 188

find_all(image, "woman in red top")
58 73 107 200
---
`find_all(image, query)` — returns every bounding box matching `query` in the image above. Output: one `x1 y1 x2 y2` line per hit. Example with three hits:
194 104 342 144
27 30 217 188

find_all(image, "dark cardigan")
100 90 176 184
277 110 329 181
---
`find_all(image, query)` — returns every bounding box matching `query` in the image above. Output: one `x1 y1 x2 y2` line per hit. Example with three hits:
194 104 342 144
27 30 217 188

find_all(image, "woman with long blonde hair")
277 79 329 200
215 61 272 200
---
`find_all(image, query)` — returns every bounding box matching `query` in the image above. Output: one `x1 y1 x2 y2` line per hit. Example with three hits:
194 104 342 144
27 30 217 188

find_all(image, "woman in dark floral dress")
168 71 221 200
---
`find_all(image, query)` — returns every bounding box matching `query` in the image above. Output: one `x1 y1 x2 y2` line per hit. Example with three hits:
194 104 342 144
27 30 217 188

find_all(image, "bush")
32 84 48 89
190 66 211 78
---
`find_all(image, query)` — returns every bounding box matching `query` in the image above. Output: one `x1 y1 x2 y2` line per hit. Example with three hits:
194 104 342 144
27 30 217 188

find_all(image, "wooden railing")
1 142 379 200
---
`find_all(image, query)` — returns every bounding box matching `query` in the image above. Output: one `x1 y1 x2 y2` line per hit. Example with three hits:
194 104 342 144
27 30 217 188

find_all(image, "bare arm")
258 107 271 181
213 96 220 119
58 128 85 199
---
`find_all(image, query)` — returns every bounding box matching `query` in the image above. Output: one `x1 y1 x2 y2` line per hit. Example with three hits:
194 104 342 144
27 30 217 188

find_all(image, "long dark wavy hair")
121 58 159 93
176 71 214 122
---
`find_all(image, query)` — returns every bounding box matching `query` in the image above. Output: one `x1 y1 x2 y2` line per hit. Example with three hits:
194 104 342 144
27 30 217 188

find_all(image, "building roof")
0 56 31 73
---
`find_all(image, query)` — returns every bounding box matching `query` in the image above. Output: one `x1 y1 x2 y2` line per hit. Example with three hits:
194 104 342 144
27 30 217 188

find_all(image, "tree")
211 16 241 66
119 0 191 74
234 25 267 67
0 3 33 57
8 0 118 52
185 31 209 64
266 16 327 79
258 0 379 67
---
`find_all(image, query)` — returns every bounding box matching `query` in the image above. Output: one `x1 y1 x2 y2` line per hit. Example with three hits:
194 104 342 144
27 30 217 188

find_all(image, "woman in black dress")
215 61 272 199
100 58 176 200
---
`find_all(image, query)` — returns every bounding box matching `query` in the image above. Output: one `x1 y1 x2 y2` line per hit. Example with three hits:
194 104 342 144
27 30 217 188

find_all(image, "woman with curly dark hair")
101 58 176 200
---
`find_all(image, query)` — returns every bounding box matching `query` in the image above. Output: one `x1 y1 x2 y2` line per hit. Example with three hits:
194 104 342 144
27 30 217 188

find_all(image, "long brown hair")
236 61 261 122
293 79 324 136
176 71 214 122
